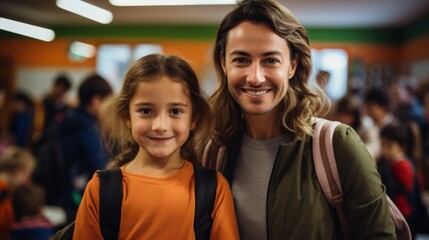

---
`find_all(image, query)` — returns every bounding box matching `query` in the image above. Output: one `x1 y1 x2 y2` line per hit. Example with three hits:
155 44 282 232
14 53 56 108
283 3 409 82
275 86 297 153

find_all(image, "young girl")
73 54 239 239
0 146 36 239
379 122 427 235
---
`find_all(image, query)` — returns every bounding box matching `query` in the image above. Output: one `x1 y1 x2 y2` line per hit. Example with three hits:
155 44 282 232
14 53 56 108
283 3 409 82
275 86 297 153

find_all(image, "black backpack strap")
193 164 217 240
97 168 123 240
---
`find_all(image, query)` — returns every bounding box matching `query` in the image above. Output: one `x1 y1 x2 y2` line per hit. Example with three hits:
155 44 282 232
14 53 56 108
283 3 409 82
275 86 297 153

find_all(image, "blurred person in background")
379 123 429 236
56 74 112 224
0 146 36 239
417 80 429 190
364 87 397 132
333 94 381 160
11 183 54 240
389 79 424 129
41 73 72 132
8 91 35 148
0 81 9 155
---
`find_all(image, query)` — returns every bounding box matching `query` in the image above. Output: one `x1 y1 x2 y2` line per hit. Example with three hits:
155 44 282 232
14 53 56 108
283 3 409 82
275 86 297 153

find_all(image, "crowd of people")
330 82 429 236
0 0 429 239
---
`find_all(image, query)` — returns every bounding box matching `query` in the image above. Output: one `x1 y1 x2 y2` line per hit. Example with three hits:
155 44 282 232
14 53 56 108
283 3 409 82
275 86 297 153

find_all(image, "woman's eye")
264 58 280 64
232 58 248 64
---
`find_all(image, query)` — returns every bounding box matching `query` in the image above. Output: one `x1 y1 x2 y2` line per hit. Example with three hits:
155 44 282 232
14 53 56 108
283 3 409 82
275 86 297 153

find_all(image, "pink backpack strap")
312 117 350 239
202 139 226 171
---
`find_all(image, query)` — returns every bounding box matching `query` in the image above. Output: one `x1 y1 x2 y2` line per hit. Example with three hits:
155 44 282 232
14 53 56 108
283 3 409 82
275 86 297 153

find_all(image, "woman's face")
221 21 297 118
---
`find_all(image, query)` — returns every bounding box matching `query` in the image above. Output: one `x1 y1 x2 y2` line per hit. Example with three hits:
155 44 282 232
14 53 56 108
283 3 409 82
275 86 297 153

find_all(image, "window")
96 44 163 93
312 49 348 100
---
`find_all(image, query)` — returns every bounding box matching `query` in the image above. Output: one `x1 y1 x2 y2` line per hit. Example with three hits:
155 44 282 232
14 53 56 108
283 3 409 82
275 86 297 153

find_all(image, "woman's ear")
190 119 197 131
288 54 298 79
220 51 227 76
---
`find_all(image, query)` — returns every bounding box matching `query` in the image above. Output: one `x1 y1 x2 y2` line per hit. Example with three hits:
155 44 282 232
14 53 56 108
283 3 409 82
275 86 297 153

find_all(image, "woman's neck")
244 111 285 139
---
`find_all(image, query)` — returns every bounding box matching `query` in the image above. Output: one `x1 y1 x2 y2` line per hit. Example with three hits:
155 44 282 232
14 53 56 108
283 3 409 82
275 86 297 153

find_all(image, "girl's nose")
152 114 168 132
246 62 265 86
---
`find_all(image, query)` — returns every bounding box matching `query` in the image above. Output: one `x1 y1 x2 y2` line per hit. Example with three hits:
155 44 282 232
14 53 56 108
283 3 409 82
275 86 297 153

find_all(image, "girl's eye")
170 108 184 116
139 108 153 115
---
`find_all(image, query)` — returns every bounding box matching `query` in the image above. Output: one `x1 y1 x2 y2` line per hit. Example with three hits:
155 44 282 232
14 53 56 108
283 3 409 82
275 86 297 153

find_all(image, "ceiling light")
0 17 55 42
69 41 97 58
56 0 113 24
109 0 236 6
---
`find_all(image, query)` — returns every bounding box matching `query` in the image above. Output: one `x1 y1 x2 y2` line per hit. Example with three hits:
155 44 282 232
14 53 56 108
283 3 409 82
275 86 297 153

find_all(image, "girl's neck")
125 150 185 177
389 152 406 163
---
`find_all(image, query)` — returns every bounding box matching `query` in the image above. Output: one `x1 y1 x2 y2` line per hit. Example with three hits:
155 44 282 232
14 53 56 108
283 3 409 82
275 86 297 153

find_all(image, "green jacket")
215 124 396 239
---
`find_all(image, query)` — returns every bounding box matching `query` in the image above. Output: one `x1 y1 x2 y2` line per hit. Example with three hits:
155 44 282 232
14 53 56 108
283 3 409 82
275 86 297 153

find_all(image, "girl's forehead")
131 76 190 102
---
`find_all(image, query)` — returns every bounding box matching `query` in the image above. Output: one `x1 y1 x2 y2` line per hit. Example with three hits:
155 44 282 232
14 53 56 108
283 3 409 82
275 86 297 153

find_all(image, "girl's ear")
126 119 131 128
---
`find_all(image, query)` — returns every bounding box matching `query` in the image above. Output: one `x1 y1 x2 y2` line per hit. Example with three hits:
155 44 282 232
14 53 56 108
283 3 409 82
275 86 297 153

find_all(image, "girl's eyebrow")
169 102 189 106
133 102 154 107
133 102 189 107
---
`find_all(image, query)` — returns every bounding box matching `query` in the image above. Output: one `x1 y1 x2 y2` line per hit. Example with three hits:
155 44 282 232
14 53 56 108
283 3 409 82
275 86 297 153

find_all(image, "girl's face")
380 138 403 162
222 21 297 118
127 76 195 162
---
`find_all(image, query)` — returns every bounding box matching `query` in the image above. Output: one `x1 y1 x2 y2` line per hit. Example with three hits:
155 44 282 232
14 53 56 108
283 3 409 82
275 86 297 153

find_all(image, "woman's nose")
246 62 265 86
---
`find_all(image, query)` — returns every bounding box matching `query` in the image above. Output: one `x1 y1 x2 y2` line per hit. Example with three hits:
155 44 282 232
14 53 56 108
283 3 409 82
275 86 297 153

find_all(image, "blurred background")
1 0 429 110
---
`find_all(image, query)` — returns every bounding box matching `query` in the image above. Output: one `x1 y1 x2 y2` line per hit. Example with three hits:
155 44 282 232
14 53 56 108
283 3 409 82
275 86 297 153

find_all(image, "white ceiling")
0 0 429 28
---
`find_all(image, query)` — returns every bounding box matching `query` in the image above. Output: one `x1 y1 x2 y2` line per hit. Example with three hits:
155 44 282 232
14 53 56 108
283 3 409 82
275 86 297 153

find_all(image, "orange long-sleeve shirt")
73 161 239 240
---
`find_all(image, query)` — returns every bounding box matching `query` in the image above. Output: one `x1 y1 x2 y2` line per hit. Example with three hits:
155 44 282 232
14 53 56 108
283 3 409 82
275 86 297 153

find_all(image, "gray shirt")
232 133 291 240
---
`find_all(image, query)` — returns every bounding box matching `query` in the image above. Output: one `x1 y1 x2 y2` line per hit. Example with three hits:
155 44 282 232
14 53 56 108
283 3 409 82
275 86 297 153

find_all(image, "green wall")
1 11 428 44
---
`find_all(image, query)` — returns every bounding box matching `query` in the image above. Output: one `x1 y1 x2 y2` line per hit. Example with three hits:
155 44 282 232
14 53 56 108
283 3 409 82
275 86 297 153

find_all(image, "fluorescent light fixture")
109 0 236 6
56 0 113 24
0 17 55 42
69 41 97 58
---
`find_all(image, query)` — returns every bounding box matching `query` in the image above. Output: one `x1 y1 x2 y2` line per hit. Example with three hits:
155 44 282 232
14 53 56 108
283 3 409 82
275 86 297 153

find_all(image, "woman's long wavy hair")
99 54 212 167
210 0 328 145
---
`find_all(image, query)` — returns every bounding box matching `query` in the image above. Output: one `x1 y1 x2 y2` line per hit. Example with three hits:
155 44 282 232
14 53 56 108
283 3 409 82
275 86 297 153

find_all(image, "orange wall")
2 38 423 73
1 33 428 81
312 42 400 66
0 38 214 76
401 34 429 62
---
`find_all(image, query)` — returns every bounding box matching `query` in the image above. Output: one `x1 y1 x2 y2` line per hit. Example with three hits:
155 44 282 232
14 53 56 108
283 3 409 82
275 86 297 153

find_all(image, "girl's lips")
147 136 174 142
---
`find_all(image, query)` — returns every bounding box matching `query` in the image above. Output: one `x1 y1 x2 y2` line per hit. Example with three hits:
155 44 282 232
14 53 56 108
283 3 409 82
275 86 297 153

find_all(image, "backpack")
312 118 412 240
53 164 217 240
